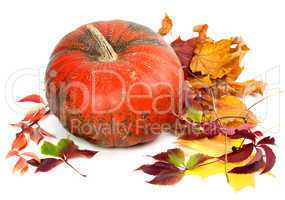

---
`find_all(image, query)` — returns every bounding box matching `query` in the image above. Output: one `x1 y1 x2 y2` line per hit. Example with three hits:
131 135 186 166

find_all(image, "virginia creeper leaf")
41 141 59 157
228 158 264 174
219 143 254 163
35 158 63 173
148 170 183 185
186 154 210 170
259 144 276 174
137 162 179 176
257 136 275 146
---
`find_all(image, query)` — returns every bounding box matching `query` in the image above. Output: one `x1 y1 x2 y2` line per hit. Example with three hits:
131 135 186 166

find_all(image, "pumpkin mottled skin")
45 20 182 147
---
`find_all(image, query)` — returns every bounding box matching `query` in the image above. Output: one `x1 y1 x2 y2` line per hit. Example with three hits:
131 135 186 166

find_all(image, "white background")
0 0 284 199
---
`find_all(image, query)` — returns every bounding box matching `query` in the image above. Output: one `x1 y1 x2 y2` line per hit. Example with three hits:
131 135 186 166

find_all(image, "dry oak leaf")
158 14 173 36
190 37 249 80
187 75 213 89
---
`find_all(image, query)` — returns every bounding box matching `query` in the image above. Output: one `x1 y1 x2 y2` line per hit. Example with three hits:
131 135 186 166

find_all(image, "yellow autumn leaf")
158 14 173 36
190 37 249 80
178 130 259 191
177 135 242 157
184 158 256 191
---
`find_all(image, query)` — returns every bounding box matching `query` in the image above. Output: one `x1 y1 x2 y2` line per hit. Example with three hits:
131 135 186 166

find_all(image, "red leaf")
22 109 37 122
148 170 184 185
72 149 98 159
171 37 197 67
21 152 40 162
20 165 29 175
247 148 263 165
29 108 48 124
253 130 263 137
259 144 276 174
6 150 19 159
59 140 97 159
152 148 184 162
137 162 179 176
27 159 41 167
219 143 254 162
229 129 256 143
29 128 44 144
257 136 275 146
229 158 265 174
18 95 44 104
38 127 55 138
13 157 28 174
35 158 63 173
12 132 28 151
10 122 28 129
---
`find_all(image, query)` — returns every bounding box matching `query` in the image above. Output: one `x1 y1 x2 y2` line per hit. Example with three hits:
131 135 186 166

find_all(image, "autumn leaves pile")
136 16 276 191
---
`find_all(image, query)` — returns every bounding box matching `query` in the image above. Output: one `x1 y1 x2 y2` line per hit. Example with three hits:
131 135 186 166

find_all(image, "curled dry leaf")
171 37 197 67
158 14 173 36
227 80 265 97
190 37 249 80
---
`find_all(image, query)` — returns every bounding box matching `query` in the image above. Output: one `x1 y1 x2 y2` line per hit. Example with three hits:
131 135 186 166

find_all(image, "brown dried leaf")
158 14 173 36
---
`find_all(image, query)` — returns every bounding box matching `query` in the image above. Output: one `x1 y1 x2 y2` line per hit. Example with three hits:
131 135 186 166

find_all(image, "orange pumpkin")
45 20 182 147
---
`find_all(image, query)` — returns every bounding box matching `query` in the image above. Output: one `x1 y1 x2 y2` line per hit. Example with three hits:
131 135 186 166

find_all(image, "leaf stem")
215 116 247 122
64 159 87 178
209 89 229 183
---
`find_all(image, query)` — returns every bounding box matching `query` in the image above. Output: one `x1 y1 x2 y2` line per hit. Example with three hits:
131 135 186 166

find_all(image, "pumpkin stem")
86 24 118 62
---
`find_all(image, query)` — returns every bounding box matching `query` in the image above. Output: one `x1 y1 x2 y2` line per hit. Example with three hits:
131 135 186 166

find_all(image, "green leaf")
186 154 203 170
168 153 185 167
186 107 203 123
56 138 71 152
41 141 59 157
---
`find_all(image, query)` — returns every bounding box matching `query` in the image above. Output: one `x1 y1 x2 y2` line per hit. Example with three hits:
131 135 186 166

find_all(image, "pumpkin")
45 20 182 147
